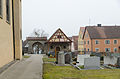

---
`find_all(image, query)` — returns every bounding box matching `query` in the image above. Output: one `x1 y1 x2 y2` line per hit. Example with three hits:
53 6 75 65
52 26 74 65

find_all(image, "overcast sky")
22 0 120 40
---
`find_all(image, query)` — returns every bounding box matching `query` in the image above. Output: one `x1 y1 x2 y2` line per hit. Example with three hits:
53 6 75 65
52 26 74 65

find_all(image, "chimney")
97 24 102 27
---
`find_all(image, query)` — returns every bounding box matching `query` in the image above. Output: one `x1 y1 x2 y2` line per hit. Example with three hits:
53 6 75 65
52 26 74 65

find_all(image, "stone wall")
48 43 70 52
27 41 47 54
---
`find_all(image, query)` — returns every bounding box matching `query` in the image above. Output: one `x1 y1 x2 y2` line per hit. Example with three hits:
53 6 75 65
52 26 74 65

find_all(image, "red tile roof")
84 26 120 39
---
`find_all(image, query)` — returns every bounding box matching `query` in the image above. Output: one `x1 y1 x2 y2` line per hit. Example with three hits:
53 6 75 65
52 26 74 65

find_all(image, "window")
80 41 84 45
88 48 89 51
20 29 22 40
80 35 82 39
114 40 117 44
0 0 2 18
50 46 53 49
84 48 86 51
85 34 88 38
57 35 61 38
6 0 10 23
87 41 89 45
114 48 117 52
95 48 99 52
63 46 66 49
105 40 110 44
95 40 99 44
84 41 86 44
82 48 84 51
105 48 110 52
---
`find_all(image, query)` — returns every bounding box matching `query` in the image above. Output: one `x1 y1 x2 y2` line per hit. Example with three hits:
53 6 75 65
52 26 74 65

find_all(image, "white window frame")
85 33 88 38
87 40 89 45
84 48 86 51
105 40 110 44
105 48 111 52
114 48 117 52
88 48 89 51
84 41 86 44
95 40 99 44
82 48 84 51
113 40 117 44
80 35 82 39
95 48 99 52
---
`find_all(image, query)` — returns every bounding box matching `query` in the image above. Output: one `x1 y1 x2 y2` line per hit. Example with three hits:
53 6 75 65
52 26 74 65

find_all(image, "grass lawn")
43 63 120 79
43 56 56 62
23 55 30 58
78 65 84 69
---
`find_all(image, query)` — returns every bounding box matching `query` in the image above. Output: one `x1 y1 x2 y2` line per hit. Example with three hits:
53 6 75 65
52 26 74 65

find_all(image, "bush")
72 62 76 65
79 65 84 69
100 56 104 61
90 54 95 56
73 58 77 61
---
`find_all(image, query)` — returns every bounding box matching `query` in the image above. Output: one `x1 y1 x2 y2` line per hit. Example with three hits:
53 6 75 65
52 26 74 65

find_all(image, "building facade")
0 0 22 68
78 27 85 54
47 28 72 58
83 25 120 53
71 36 78 52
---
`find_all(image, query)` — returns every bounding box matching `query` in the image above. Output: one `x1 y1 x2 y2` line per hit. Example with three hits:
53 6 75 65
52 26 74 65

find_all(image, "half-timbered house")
47 28 72 58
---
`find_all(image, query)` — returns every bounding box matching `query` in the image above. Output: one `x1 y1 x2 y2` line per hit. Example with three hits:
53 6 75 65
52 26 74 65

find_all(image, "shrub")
73 58 77 61
90 54 95 56
100 56 104 61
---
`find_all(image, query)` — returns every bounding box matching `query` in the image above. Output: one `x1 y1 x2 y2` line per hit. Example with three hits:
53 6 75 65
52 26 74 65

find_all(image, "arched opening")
32 42 43 54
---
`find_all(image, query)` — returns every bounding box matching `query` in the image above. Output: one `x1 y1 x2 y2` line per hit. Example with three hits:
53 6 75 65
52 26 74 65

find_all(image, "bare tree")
30 28 49 37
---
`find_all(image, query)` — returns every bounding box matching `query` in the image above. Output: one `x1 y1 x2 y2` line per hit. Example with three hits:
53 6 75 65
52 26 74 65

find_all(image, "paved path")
0 54 43 79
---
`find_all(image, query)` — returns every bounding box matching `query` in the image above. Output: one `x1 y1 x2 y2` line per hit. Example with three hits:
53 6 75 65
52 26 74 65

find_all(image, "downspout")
91 39 93 52
12 0 15 59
